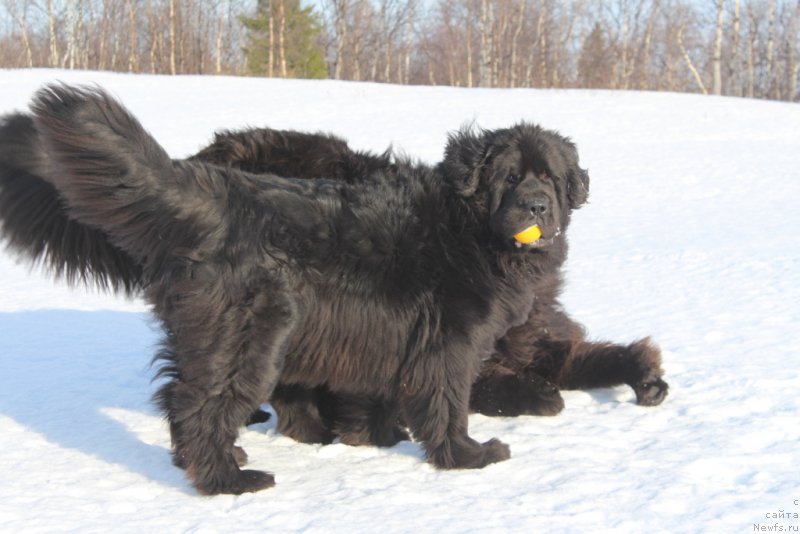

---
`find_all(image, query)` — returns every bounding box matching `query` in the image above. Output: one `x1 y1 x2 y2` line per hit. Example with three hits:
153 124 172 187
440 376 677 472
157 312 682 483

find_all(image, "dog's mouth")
513 236 556 250
511 225 560 250
513 224 542 244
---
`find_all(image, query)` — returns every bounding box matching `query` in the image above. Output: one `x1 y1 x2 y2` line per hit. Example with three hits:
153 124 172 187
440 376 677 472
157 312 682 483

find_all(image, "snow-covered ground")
1 69 798 533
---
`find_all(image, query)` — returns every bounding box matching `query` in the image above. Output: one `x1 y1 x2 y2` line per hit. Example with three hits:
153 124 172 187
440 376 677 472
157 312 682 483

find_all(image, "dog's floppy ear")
569 166 590 209
564 159 590 209
439 126 496 197
554 137 590 209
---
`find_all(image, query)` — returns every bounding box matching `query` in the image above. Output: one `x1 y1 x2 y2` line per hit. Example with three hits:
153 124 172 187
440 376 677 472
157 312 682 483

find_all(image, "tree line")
1 0 798 101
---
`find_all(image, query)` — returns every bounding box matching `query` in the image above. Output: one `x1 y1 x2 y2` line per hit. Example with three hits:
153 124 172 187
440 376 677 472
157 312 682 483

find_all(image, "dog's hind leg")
484 311 667 410
469 322 566 417
155 290 298 495
552 337 668 406
470 365 565 417
269 384 336 445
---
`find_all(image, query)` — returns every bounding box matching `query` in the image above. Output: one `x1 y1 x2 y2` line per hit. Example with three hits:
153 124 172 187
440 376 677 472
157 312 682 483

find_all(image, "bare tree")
746 2 759 98
1 0 798 101
46 0 59 67
479 0 494 87
64 0 74 68
268 0 275 77
766 0 776 96
323 0 349 79
126 0 138 72
277 0 287 77
509 0 526 88
712 0 724 95
678 25 708 94
169 0 177 74
633 0 660 90
4 0 34 67
372 0 417 83
535 1 548 86
727 0 742 96
789 0 800 100
216 0 227 74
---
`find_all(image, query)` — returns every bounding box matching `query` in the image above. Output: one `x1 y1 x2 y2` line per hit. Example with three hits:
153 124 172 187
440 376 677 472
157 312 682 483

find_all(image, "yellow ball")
513 225 542 244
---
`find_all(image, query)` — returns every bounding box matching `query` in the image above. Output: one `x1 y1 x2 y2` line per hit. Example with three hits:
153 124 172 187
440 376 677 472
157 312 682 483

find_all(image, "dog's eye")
506 174 520 185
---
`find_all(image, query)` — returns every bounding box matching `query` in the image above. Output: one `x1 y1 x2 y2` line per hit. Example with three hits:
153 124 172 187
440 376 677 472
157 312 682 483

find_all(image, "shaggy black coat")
4 84 604 494
194 124 669 442
0 96 669 454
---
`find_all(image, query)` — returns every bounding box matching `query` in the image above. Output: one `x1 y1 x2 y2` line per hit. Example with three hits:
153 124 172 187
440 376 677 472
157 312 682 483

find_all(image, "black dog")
3 84 599 494
195 127 668 437
0 100 668 453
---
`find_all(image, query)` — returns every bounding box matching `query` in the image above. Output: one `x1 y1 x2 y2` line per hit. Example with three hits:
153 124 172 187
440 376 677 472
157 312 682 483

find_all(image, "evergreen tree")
242 0 327 79
577 23 614 89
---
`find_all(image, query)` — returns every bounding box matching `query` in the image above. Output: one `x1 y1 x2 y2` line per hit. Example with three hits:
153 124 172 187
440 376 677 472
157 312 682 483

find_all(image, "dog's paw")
432 437 511 470
625 338 668 406
196 469 276 496
478 438 511 467
633 376 669 406
522 374 565 416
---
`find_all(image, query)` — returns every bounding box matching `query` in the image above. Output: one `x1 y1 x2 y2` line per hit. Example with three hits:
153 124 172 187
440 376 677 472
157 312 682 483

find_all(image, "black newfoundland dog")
0 84 667 494
191 126 669 445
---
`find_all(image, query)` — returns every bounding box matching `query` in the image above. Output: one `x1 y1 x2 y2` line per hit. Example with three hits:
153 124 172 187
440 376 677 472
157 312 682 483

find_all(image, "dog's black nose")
528 197 549 216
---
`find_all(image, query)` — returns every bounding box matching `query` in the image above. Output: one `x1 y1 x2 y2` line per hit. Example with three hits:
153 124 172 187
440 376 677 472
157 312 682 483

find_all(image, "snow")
1 69 799 533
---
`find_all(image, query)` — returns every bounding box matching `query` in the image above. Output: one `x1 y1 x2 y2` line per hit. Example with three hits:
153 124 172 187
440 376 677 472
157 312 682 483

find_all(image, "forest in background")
1 0 798 101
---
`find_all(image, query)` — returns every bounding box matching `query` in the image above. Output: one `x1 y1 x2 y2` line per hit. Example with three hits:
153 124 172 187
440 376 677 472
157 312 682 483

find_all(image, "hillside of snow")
1 69 798 533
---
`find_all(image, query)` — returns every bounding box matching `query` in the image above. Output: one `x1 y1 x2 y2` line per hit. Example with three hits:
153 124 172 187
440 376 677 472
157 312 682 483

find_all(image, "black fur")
0 113 141 293
191 126 394 182
197 125 668 428
0 95 668 458
15 83 599 494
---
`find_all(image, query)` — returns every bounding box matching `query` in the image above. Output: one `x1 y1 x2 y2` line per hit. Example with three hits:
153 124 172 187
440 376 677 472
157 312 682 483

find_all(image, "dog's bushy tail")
0 112 143 294
30 84 227 270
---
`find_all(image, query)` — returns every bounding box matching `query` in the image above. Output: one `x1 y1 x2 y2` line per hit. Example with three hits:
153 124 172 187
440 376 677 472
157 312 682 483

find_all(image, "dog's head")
439 123 589 251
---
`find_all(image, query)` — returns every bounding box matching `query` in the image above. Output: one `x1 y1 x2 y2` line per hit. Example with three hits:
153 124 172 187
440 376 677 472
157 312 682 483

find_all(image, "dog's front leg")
400 344 510 469
554 337 669 406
